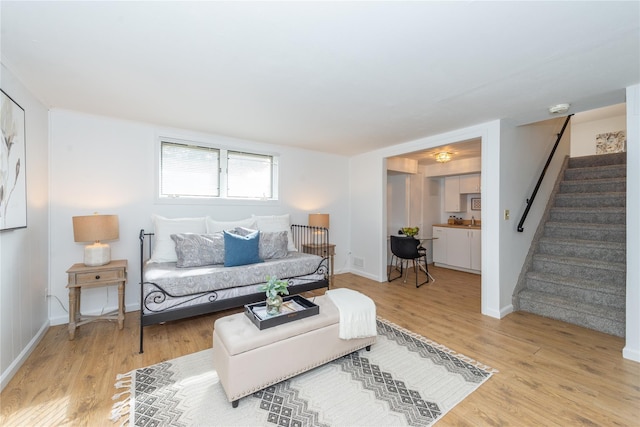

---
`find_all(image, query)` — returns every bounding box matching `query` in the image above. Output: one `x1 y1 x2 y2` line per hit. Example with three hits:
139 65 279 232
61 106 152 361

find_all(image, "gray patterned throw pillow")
171 232 225 267
259 230 289 259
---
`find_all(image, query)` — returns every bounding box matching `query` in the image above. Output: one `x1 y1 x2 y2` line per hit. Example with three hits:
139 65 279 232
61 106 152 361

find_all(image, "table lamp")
72 214 119 266
308 213 329 230
308 213 329 245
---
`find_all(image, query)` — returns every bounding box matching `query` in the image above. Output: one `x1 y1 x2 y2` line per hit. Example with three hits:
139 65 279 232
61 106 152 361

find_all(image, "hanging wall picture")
0 89 27 231
595 130 626 154
471 197 481 211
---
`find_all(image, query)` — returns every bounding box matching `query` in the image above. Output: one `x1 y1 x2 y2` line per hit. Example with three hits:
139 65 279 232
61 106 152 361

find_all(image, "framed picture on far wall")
596 130 626 154
1 89 27 231
471 197 481 210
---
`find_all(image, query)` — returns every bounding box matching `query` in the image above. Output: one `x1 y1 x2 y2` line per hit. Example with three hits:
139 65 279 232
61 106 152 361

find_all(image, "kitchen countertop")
433 223 481 229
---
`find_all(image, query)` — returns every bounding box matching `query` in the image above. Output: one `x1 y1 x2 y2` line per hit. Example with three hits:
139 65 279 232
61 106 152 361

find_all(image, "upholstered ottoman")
212 293 376 407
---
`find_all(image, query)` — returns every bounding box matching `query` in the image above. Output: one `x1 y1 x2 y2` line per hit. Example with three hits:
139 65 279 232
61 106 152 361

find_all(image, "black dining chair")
388 235 429 288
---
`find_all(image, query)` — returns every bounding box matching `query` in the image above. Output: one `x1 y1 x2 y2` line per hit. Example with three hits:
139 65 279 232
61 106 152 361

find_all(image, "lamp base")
84 242 111 267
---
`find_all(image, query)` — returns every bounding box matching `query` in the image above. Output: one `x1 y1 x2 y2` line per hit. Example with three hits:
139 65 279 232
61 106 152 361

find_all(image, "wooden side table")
65 259 128 340
301 243 335 287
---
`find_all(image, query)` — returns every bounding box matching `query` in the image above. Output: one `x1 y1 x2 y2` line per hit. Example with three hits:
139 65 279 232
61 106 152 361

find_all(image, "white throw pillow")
252 214 296 251
150 215 207 263
205 216 257 233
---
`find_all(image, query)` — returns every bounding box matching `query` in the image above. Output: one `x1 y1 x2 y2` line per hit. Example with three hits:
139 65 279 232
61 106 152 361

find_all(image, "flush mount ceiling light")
435 152 452 163
549 103 571 114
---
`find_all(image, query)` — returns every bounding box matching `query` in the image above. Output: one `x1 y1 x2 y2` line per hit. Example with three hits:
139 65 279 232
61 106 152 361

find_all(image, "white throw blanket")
326 288 377 339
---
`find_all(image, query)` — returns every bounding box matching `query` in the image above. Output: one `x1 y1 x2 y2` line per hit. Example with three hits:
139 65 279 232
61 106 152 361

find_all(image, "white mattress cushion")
144 252 324 296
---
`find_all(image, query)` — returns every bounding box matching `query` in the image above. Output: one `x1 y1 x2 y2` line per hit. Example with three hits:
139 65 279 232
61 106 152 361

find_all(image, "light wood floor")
1 266 638 426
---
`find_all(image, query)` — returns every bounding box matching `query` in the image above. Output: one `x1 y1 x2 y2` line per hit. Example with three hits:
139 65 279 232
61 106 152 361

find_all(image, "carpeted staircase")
515 152 626 337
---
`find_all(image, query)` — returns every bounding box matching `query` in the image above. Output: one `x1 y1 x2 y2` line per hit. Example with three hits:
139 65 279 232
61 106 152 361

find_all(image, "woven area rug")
111 318 496 426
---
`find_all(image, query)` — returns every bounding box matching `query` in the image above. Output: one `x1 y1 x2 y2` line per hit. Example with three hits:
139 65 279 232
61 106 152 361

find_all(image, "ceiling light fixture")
549 103 571 114
435 152 452 163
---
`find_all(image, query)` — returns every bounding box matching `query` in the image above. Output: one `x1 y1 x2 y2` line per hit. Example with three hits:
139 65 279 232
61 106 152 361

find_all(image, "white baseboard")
344 268 382 282
500 304 514 318
50 314 68 326
623 346 640 362
481 304 503 319
1 320 50 392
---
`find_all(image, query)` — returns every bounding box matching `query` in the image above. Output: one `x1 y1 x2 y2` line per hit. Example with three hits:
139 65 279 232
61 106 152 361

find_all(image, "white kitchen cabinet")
432 227 447 264
444 177 467 212
470 229 482 271
459 173 481 193
432 226 481 274
446 228 471 268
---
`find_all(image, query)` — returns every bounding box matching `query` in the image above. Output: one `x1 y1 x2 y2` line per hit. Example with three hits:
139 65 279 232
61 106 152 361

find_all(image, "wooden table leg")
68 287 77 340
117 282 125 329
75 287 81 322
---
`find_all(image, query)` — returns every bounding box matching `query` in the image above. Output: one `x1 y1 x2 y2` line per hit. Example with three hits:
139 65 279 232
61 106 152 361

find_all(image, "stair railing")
517 114 573 232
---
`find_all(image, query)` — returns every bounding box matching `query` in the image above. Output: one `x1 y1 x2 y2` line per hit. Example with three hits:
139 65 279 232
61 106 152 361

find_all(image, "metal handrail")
517 114 573 232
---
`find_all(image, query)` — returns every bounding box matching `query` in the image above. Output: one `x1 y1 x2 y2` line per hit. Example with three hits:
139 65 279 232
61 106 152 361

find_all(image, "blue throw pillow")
223 229 263 267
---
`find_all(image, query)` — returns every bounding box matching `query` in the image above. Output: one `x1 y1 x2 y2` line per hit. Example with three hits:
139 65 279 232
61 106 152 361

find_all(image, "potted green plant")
401 226 419 237
260 276 289 315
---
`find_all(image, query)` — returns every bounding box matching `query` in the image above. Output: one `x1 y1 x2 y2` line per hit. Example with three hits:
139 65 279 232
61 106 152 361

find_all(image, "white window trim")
155 136 280 206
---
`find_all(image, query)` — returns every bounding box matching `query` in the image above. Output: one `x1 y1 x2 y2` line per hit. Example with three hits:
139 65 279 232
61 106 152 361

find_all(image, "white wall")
624 85 639 362
48 110 350 325
408 174 423 230
498 117 569 313
386 173 408 237
349 153 386 281
0 63 50 390
385 172 425 263
571 108 627 157
422 176 441 263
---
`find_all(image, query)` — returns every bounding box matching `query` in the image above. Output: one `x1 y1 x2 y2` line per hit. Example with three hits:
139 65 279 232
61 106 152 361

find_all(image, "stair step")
553 192 625 208
568 152 626 168
564 163 626 181
543 222 626 243
531 253 625 283
548 207 625 224
537 237 626 263
525 271 625 308
515 151 627 338
559 177 626 194
518 290 625 337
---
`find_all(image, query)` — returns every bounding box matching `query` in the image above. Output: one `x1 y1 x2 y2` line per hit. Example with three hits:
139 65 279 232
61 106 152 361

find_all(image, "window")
159 139 278 201
161 142 220 198
227 151 273 199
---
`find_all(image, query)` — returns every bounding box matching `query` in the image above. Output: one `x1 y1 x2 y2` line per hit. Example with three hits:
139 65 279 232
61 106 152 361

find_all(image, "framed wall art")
1 89 27 231
471 197 481 211
595 130 626 154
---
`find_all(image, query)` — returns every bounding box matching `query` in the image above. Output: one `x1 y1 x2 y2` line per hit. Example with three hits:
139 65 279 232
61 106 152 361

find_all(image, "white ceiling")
393 102 628 166
1 1 638 156
391 137 482 166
